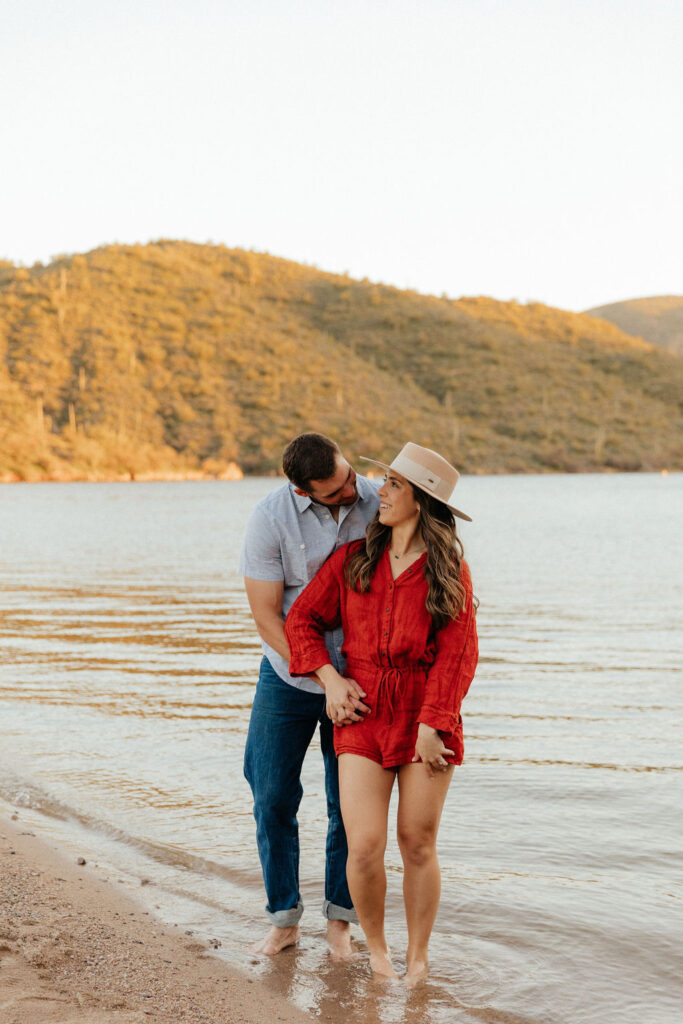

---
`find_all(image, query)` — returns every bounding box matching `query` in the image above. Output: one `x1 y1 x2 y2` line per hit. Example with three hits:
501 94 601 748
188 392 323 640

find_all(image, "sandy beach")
0 811 310 1024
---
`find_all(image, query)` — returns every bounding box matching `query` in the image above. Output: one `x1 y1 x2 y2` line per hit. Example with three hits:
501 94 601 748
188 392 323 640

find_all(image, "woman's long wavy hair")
344 485 476 630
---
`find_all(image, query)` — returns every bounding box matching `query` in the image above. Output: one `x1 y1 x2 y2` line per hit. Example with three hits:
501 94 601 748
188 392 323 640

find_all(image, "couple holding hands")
240 432 478 985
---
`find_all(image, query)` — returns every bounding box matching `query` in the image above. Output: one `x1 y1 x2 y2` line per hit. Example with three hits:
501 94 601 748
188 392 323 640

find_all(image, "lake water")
0 474 681 1024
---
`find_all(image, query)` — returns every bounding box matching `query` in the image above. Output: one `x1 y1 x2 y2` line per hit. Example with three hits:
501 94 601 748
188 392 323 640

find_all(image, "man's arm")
243 577 289 662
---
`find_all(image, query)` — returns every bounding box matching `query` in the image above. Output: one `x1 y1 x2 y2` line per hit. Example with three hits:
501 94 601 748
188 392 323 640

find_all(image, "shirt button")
385 607 390 611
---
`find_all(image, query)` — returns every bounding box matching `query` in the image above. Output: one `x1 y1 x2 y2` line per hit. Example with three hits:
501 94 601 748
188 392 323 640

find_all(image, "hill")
0 241 681 481
586 296 683 355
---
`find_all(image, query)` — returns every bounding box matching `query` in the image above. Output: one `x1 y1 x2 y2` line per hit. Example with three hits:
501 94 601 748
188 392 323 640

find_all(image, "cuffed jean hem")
322 899 359 924
266 900 304 927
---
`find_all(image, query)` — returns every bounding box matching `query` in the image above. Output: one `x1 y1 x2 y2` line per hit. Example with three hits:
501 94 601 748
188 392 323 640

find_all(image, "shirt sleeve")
285 547 348 676
238 504 284 581
418 561 479 734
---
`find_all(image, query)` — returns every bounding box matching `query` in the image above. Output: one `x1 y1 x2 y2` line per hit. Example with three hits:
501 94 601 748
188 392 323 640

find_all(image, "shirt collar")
355 474 380 504
290 483 313 514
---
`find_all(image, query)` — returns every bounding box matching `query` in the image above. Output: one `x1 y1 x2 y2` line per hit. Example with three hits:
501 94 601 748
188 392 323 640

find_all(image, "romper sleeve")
285 545 352 677
418 561 479 734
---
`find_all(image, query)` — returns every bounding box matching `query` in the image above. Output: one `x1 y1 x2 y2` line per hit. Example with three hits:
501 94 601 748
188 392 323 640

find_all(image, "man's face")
305 456 358 507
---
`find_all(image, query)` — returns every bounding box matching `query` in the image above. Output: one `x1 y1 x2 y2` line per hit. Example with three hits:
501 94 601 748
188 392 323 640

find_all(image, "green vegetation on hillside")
0 241 681 481
587 296 683 355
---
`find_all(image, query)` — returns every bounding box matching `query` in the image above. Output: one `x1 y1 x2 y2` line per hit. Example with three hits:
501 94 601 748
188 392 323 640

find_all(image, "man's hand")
412 723 454 779
316 665 371 725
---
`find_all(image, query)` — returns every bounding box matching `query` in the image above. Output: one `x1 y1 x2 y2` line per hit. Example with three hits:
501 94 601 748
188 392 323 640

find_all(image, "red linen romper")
285 540 478 770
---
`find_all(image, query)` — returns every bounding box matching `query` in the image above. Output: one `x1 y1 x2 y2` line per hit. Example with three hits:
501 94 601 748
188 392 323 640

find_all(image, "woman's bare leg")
396 762 454 986
338 753 397 978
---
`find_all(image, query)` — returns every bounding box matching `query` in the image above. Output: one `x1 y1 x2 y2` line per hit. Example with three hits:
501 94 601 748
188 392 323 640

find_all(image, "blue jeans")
244 657 356 926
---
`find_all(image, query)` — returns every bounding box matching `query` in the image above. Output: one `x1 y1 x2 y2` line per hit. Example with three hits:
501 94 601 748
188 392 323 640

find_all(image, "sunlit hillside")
586 296 683 356
0 241 681 481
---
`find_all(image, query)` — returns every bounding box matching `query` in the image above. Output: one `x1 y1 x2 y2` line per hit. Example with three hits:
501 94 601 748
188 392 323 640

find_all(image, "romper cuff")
288 645 333 678
418 705 459 735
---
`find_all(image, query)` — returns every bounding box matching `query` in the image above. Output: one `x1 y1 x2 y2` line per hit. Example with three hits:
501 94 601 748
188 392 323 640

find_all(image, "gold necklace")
390 543 426 560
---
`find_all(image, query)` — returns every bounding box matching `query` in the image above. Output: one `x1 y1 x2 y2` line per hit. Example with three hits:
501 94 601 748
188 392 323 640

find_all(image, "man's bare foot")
250 924 300 956
369 949 399 980
404 958 429 988
326 919 355 961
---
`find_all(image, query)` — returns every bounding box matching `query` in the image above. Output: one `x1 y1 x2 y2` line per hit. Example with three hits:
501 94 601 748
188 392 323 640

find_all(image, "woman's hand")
412 723 454 779
316 665 370 725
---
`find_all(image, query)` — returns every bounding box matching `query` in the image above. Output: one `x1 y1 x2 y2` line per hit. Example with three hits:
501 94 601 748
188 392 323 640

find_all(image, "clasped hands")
315 665 370 726
316 666 455 776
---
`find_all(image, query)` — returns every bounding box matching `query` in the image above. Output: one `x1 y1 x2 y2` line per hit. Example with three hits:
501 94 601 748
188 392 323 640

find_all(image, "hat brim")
360 457 472 522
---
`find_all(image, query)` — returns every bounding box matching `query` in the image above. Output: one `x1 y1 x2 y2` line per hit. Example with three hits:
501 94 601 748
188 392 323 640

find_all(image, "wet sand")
0 812 310 1024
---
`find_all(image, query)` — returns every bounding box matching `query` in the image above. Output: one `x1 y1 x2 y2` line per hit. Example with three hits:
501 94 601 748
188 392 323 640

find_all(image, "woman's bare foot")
251 924 300 956
404 957 429 988
326 919 355 961
369 948 399 980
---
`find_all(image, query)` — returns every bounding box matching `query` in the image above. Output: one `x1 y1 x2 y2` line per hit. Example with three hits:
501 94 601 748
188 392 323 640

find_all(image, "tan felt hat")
360 442 472 522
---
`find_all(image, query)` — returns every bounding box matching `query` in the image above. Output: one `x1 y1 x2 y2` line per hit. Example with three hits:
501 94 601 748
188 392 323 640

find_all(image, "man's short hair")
282 433 341 491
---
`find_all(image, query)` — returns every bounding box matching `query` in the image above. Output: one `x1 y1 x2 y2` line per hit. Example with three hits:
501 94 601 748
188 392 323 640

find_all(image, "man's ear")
293 487 309 497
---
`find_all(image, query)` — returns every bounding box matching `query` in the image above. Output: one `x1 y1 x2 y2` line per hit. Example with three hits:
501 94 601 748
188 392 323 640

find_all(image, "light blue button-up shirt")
239 475 380 692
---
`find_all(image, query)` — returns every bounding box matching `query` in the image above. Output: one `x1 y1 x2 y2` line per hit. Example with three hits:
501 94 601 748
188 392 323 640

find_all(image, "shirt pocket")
283 544 307 587
304 547 330 583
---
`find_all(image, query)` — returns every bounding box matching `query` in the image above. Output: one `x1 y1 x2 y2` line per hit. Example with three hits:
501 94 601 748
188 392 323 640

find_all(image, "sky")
1 0 681 311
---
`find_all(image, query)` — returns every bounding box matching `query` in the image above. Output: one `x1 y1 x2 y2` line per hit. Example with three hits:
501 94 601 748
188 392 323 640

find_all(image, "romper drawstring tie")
377 666 409 723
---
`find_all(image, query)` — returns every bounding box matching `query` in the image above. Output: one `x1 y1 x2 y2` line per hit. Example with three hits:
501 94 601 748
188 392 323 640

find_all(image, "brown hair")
344 487 474 630
282 433 340 491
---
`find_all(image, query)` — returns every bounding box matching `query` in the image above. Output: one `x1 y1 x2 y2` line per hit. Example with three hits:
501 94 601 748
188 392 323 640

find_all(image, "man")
240 432 379 957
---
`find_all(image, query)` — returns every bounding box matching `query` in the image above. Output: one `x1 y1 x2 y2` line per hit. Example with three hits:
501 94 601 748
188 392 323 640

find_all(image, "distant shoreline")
0 464 247 484
0 467 677 484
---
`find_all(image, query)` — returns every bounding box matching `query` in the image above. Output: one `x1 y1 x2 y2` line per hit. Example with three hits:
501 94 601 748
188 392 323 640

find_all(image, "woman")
285 442 478 985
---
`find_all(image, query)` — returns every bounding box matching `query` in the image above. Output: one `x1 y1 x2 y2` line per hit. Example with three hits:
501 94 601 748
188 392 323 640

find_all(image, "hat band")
391 454 457 496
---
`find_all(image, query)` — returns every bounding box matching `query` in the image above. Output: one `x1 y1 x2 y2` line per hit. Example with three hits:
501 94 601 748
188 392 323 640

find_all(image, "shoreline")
0 810 311 1024
0 466 247 485
0 467 677 485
